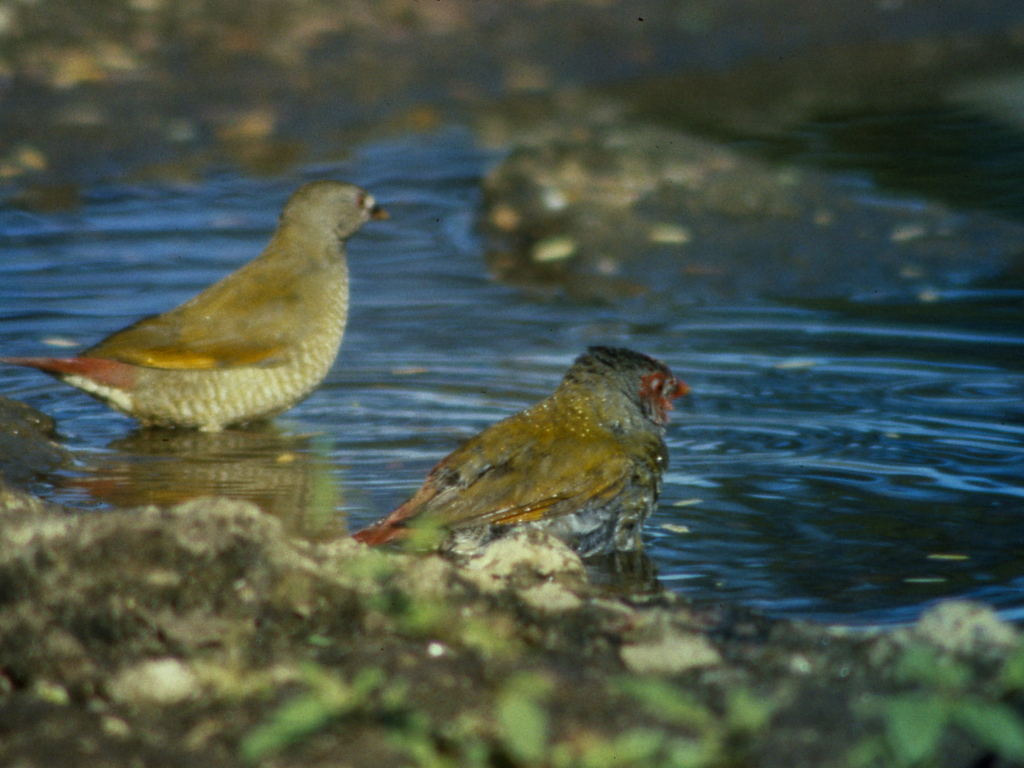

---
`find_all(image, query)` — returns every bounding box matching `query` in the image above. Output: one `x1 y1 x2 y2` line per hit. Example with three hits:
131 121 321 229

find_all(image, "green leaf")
614 677 714 730
997 643 1024 692
496 689 549 764
953 701 1024 761
724 686 777 733
581 729 666 768
240 692 340 762
894 645 970 690
883 696 948 765
239 666 385 763
662 737 717 768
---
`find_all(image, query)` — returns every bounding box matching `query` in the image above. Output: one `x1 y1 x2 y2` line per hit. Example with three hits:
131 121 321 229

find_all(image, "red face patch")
639 371 689 425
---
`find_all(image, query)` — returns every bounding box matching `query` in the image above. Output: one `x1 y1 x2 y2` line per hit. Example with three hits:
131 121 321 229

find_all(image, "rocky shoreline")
1 480 1023 767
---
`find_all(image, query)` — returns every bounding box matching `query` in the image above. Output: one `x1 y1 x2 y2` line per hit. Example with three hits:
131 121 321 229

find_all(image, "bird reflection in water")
71 425 346 541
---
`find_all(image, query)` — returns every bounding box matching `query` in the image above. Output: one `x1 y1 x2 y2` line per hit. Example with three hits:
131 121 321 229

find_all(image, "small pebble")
532 236 576 263
108 658 200 705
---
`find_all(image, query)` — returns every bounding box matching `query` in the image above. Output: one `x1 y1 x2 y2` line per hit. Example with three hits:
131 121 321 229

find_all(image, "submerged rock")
480 99 1024 302
0 396 73 489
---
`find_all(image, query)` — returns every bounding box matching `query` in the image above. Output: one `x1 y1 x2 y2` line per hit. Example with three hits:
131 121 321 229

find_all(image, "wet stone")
107 658 201 706
0 396 74 489
479 98 1024 301
620 629 722 675
912 600 1019 657
458 528 588 594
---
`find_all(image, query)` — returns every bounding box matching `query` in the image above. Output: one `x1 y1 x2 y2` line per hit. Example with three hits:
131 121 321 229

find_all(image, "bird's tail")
2 356 135 389
351 520 404 545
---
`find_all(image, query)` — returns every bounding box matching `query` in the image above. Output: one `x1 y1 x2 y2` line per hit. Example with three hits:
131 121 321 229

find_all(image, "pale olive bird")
353 346 689 556
3 181 387 430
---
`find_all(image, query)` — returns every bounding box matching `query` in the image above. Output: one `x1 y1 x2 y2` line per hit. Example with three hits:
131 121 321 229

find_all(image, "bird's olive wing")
84 259 317 369
435 436 639 530
84 313 292 369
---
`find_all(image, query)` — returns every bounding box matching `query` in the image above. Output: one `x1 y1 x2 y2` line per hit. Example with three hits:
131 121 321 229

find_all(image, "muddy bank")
2 0 1024 188
477 94 1024 301
1 486 1023 767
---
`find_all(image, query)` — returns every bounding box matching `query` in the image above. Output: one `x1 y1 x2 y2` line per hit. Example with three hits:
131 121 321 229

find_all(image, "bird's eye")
640 372 666 403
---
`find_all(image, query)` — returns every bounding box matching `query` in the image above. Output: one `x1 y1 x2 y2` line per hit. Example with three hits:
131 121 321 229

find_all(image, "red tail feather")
352 520 405 545
2 356 136 389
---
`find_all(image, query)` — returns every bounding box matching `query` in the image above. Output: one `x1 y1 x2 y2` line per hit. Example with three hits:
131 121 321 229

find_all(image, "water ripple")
1 131 1022 625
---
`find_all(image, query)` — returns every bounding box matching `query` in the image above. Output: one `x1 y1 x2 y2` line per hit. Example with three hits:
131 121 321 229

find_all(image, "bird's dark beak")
370 205 389 221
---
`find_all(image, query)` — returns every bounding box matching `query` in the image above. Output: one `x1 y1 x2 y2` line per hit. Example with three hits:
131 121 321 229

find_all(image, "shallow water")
1 128 1022 625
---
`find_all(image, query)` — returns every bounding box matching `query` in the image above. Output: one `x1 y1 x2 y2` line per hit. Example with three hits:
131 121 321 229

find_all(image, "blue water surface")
1 129 1022 626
